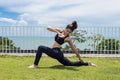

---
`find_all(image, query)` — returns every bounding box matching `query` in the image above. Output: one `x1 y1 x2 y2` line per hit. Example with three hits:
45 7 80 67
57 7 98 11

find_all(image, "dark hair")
66 21 77 32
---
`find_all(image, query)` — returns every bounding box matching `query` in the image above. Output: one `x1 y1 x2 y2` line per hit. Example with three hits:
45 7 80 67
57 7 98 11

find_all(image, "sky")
0 0 120 27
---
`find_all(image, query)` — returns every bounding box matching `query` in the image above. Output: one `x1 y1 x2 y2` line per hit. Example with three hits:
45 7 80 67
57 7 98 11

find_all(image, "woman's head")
64 21 78 35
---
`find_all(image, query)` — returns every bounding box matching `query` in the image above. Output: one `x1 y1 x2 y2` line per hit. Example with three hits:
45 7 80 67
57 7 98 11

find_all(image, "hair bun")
71 21 77 29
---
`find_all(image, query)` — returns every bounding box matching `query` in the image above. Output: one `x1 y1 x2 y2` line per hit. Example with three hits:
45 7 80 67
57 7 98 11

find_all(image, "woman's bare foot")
28 64 38 68
88 62 96 67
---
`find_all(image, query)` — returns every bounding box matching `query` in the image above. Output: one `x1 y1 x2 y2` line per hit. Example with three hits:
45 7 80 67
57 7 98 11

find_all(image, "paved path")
0 53 120 57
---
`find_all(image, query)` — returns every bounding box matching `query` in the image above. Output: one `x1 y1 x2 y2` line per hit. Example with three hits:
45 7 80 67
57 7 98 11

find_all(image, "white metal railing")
0 26 120 56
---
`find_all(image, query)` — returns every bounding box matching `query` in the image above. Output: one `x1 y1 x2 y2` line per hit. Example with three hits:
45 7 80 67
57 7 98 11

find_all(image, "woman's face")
64 28 72 36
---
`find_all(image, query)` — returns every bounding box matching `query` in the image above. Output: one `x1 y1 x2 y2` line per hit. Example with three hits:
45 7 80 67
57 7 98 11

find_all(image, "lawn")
0 55 120 80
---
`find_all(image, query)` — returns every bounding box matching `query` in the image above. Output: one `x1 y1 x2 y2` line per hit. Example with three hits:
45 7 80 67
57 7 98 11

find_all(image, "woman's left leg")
56 50 89 66
57 57 89 66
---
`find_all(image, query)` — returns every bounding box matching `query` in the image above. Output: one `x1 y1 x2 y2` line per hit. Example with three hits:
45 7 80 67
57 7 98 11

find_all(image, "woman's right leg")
34 45 60 65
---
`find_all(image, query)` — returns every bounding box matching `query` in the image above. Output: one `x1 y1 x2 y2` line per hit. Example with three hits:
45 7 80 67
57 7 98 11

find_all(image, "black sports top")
55 33 68 45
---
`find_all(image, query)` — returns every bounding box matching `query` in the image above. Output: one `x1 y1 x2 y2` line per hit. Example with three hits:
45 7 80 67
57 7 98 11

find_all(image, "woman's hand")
79 58 84 63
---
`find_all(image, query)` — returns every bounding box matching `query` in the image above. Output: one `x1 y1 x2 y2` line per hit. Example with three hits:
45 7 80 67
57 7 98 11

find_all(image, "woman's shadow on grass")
38 65 79 71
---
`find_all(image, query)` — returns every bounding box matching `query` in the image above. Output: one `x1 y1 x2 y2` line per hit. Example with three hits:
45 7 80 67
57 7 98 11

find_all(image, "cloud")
16 13 29 26
0 17 17 23
17 19 28 26
0 0 120 26
0 15 28 26
0 0 33 6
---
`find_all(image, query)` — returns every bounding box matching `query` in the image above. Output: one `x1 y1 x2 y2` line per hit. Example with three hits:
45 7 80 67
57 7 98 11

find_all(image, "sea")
1 26 119 50
9 36 91 50
9 36 54 50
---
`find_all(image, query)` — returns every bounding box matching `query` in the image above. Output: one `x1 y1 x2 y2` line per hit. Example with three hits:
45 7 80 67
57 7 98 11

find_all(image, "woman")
29 21 96 68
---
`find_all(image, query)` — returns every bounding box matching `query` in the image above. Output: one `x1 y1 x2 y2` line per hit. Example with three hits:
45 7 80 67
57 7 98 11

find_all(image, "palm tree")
0 36 20 50
96 38 120 50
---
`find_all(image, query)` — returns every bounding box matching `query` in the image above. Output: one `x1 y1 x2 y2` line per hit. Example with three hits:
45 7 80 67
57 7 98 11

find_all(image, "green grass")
0 55 120 80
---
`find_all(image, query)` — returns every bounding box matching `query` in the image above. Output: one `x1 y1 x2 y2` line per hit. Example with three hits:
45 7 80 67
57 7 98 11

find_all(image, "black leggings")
34 45 89 66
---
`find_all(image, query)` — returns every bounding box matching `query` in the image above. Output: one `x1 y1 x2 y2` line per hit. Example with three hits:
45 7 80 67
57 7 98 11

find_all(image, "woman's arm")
47 26 62 34
47 26 65 37
65 37 83 62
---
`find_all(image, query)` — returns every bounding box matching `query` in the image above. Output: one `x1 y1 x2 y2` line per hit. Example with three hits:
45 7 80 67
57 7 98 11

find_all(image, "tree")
88 34 104 50
0 36 20 50
96 38 120 50
62 30 87 51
